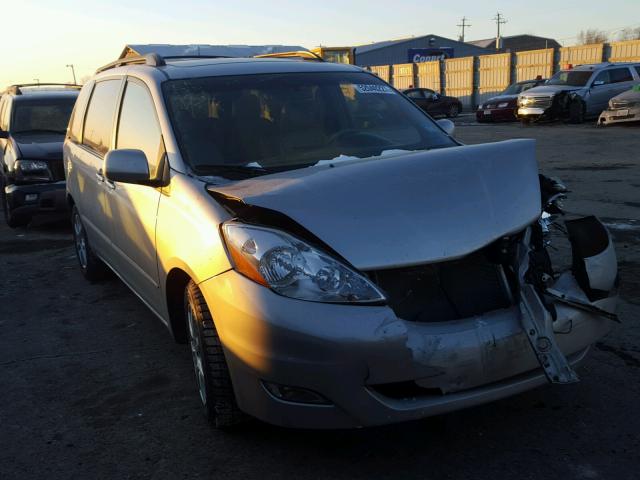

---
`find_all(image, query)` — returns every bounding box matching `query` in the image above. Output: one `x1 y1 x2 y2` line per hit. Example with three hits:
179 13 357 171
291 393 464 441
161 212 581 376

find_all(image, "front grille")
367 251 512 323
48 159 65 181
522 96 552 108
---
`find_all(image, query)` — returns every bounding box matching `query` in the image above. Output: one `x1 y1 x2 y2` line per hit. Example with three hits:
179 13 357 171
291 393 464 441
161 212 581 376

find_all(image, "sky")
4 0 640 87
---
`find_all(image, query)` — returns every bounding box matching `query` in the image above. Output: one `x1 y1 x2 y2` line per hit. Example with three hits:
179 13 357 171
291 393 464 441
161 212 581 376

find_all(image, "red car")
477 79 546 122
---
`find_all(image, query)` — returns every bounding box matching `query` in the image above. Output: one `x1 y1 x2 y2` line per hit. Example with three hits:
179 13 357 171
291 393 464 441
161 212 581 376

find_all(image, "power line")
457 17 471 42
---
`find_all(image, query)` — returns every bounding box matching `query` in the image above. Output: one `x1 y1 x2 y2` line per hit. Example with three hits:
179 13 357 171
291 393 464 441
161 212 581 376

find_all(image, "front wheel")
568 100 585 124
2 182 30 228
185 280 245 428
447 103 460 118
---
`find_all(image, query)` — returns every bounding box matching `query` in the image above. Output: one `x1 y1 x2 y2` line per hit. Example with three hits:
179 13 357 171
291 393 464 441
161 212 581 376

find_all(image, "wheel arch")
165 267 193 344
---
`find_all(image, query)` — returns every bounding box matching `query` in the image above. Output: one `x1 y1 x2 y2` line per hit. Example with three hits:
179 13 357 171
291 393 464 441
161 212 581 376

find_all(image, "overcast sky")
4 0 639 87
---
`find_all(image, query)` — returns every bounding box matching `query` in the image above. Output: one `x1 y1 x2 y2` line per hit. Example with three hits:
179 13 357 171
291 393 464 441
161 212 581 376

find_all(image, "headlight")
477 104 484 110
222 222 386 304
519 97 530 106
15 159 48 172
498 102 509 108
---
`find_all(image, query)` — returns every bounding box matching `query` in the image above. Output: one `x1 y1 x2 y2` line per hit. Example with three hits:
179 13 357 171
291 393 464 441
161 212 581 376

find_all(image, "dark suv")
0 84 79 227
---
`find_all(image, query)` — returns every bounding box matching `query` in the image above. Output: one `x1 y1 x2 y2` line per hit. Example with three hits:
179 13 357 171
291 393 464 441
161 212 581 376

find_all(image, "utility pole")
493 12 507 50
33 78 40 85
457 17 471 42
66 64 77 84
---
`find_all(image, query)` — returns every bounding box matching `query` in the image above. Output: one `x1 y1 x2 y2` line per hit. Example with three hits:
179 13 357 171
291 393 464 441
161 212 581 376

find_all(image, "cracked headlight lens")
222 222 386 304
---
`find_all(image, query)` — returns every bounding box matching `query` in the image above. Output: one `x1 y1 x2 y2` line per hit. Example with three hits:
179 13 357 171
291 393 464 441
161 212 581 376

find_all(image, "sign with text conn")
408 48 454 63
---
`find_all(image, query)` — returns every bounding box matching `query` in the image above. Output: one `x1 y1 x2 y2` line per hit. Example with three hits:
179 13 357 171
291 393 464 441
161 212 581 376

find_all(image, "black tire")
185 280 245 428
71 205 108 282
568 100 585 124
2 181 30 228
520 118 532 126
447 103 460 118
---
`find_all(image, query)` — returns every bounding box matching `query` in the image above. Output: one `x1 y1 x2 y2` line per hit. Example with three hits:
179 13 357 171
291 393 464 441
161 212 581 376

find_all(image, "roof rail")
254 50 325 62
6 83 82 95
96 53 166 74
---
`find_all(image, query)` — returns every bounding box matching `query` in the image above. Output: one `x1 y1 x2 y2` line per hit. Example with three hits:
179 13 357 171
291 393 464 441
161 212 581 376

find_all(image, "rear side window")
83 79 121 156
609 68 633 83
116 80 163 178
68 82 94 143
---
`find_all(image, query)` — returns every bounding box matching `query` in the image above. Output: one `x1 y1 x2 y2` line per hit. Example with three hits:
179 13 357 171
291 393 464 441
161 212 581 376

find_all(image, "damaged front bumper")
598 106 640 126
201 218 618 429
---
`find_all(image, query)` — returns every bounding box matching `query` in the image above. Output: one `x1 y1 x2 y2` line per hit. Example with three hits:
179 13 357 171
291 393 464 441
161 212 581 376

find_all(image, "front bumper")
517 107 547 119
4 181 68 218
476 107 517 122
598 107 640 126
200 267 616 429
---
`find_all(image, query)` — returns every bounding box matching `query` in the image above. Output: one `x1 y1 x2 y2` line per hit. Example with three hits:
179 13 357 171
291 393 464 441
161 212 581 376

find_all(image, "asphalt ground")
1 120 639 480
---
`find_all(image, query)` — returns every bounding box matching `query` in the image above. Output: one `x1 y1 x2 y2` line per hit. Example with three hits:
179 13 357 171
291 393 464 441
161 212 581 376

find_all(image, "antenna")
457 17 472 42
493 12 507 49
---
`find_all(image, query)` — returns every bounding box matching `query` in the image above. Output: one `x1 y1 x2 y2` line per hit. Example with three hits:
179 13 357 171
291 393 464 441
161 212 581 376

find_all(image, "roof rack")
96 53 166 74
96 53 238 74
254 50 325 62
6 83 82 95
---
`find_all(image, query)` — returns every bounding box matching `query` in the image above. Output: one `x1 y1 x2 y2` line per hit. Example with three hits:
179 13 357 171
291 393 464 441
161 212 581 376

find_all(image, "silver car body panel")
208 139 540 270
598 88 640 125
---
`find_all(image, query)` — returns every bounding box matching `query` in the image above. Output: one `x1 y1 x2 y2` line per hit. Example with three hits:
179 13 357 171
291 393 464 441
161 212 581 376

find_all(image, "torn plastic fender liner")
565 216 618 301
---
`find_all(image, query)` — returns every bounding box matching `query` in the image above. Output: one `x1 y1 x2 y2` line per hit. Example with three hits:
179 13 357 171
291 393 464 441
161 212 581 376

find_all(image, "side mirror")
437 118 455 136
104 149 151 185
431 93 439 100
0 130 9 139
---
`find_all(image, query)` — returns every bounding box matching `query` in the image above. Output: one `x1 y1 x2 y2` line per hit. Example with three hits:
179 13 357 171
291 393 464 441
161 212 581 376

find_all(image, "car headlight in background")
477 104 484 110
222 222 386 304
498 102 509 108
15 159 48 173
519 97 531 106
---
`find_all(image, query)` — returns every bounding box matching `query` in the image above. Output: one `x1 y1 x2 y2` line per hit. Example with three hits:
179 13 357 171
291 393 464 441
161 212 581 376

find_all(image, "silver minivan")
518 62 640 123
65 54 619 429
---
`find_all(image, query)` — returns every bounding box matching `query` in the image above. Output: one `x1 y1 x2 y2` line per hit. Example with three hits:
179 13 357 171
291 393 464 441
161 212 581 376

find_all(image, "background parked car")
517 62 640 124
0 84 79 227
476 78 546 122
403 88 462 118
598 84 640 126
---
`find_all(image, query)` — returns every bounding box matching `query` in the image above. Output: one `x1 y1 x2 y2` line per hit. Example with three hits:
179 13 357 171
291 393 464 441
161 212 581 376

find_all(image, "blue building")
355 34 488 67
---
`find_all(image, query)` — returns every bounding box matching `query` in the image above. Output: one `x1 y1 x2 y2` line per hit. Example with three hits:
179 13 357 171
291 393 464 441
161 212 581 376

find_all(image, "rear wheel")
447 103 460 118
185 280 245 428
72 205 107 281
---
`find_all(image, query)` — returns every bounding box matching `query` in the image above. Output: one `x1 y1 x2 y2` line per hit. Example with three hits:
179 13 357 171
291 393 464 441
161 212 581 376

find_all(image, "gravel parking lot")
1 122 638 480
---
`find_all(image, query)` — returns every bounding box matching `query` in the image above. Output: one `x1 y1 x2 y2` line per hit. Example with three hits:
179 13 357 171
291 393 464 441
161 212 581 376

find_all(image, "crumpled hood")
521 85 578 96
611 88 640 102
13 132 64 160
208 140 541 270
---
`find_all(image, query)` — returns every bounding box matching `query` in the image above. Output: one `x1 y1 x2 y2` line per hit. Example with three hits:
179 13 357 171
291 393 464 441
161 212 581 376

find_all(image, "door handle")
95 169 105 183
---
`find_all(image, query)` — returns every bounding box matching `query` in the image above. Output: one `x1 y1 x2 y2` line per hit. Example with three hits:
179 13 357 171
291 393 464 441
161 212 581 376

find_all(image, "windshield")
163 72 456 176
547 70 593 87
11 97 77 134
502 82 534 95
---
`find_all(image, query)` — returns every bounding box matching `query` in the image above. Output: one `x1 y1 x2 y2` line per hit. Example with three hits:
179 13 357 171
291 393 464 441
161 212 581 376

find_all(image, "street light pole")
66 64 77 84
33 78 40 85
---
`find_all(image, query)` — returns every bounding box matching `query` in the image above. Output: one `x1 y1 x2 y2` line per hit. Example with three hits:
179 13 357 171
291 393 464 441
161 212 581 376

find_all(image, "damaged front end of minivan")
203 139 618 428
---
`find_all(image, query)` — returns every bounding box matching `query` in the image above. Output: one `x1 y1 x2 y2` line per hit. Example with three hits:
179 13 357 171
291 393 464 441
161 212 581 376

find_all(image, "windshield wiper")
13 128 66 134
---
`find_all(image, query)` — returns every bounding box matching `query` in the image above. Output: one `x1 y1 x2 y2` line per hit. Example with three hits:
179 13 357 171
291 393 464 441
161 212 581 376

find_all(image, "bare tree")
618 27 640 41
577 29 608 44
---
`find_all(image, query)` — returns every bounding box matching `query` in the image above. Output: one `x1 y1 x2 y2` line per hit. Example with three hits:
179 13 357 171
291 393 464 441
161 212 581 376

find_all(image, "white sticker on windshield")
353 84 395 95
